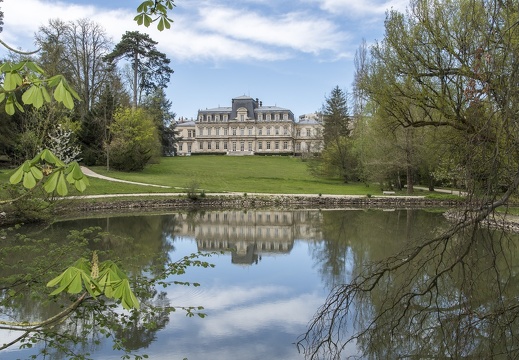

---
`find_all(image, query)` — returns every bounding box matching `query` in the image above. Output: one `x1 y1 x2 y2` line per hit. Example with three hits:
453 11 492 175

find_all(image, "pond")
0 208 459 359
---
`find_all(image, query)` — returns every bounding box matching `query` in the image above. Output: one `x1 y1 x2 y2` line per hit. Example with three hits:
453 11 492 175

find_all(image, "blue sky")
0 0 407 119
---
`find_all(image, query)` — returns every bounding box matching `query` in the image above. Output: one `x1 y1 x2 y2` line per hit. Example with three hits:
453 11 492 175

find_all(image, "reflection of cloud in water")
168 285 291 310
153 288 326 360
199 292 324 336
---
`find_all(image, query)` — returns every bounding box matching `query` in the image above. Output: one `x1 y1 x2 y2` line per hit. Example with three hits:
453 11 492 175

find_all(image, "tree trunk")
133 49 138 108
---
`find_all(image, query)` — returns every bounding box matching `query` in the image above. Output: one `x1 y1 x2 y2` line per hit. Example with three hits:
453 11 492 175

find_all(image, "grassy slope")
0 156 466 199
88 156 374 195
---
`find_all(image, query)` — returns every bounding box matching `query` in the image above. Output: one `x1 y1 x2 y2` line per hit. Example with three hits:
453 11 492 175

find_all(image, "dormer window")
237 107 247 122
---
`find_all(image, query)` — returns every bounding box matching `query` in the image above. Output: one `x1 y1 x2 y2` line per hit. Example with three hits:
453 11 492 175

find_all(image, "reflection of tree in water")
309 209 447 290
352 228 519 359
47 214 179 274
300 211 519 359
309 211 357 289
114 290 171 351
0 214 183 358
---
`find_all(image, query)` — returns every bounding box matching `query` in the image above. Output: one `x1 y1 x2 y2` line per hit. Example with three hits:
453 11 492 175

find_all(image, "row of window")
198 113 290 122
179 141 312 152
187 127 314 137
200 212 293 223
195 127 292 136
178 210 318 224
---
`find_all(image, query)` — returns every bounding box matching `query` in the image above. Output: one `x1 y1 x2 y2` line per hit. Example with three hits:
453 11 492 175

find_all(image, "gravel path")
75 166 430 200
80 166 171 188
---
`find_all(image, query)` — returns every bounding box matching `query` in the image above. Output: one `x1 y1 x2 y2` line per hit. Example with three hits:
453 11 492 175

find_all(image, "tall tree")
35 19 112 121
322 86 351 143
317 86 357 182
141 88 179 156
299 0 519 358
105 31 173 107
84 67 130 166
352 39 368 117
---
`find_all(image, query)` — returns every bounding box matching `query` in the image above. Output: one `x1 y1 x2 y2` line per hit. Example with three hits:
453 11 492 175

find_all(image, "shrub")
108 108 160 171
186 180 200 200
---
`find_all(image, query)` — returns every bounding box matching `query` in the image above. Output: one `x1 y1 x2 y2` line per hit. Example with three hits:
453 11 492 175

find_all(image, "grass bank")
0 155 459 198
87 156 374 195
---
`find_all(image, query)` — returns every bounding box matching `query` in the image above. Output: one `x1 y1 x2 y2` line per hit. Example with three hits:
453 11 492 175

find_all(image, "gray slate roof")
176 121 196 127
200 107 232 113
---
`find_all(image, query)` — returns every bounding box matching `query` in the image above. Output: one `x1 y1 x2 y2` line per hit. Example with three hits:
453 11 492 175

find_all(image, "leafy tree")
108 107 160 171
299 0 519 359
322 86 351 143
141 88 179 156
312 86 358 182
0 2 210 357
105 31 173 107
35 19 113 121
82 70 131 166
352 39 368 118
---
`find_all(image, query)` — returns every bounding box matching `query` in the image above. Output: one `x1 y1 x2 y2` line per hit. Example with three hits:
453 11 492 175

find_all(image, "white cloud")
0 0 351 63
0 0 132 52
316 0 408 15
150 23 291 62
197 5 349 55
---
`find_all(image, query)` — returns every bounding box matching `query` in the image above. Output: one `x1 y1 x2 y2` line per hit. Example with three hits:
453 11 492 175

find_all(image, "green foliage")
108 107 160 171
313 86 358 182
105 31 173 106
185 180 201 200
8 149 89 197
135 0 175 31
322 85 351 142
0 61 80 115
47 254 140 310
141 88 178 156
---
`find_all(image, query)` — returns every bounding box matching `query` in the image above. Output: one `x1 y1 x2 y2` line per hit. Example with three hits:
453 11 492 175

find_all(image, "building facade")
176 95 322 156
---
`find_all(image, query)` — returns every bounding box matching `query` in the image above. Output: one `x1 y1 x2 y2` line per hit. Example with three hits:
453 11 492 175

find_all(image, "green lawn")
1 156 469 198
87 155 374 195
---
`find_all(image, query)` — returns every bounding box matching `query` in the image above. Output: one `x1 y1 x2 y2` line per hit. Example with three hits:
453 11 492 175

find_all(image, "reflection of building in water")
176 210 322 266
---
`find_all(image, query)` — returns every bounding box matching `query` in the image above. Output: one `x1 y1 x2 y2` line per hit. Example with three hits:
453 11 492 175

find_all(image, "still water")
1 208 450 359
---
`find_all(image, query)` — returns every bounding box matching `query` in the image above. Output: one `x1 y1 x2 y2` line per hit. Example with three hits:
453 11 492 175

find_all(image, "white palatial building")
176 95 322 156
